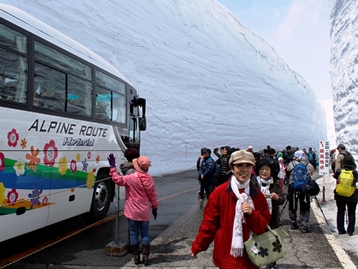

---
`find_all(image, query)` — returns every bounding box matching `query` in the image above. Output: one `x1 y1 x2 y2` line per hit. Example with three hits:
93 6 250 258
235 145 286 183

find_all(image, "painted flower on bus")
0 152 5 171
28 185 42 209
42 196 48 206
26 146 40 172
20 138 27 149
14 159 25 176
86 172 95 189
58 157 68 175
82 158 88 172
7 188 18 206
87 151 91 159
76 153 81 162
96 155 100 164
7 128 19 147
43 140 58 167
70 159 77 173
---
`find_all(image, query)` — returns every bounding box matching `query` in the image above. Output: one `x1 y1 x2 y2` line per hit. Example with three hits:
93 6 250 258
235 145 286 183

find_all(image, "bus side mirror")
139 116 146 131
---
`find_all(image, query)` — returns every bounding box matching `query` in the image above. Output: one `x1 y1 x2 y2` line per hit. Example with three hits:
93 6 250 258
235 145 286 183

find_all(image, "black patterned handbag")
244 225 286 266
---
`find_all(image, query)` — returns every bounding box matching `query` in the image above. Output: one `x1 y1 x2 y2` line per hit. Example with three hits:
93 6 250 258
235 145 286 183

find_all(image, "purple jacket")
110 168 158 221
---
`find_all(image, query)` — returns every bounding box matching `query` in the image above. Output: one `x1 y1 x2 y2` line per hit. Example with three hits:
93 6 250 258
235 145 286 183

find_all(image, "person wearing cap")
108 153 158 266
333 152 358 236
335 144 348 171
285 150 314 233
191 150 270 269
120 147 140 175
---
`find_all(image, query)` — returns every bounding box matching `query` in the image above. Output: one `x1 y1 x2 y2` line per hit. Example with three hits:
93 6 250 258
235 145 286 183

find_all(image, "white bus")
0 4 146 242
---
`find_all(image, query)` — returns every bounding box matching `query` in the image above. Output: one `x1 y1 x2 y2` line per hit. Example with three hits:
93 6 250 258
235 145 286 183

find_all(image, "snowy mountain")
330 0 358 155
2 0 327 176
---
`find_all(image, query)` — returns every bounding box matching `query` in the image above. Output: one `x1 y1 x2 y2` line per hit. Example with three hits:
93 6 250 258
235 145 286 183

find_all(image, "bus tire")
88 172 112 221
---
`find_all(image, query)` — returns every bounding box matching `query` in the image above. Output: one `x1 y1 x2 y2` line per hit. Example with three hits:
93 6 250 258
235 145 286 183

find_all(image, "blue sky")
218 0 331 101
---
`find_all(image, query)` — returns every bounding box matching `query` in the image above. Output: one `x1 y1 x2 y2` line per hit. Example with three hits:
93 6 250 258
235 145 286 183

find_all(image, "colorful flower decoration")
28 185 42 209
26 146 40 172
43 140 58 167
42 196 48 206
0 152 5 171
58 157 68 175
76 153 81 162
14 159 25 176
87 151 91 159
82 159 88 172
96 155 100 164
7 128 19 147
86 172 95 189
20 138 27 149
7 188 18 206
70 160 77 173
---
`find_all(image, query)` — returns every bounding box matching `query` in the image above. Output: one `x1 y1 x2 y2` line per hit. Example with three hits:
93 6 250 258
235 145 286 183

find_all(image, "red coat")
192 180 271 269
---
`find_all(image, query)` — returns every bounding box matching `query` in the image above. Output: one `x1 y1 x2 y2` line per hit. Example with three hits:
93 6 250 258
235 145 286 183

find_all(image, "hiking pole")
313 196 329 225
280 199 288 218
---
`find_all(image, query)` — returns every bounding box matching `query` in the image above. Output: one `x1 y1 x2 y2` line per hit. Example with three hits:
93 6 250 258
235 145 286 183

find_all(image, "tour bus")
0 4 146 242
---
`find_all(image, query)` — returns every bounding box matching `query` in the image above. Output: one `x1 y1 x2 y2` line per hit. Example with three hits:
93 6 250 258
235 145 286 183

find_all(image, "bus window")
96 71 125 95
0 48 28 103
0 23 28 54
35 41 92 81
67 75 92 117
112 92 126 123
33 63 66 111
96 87 111 121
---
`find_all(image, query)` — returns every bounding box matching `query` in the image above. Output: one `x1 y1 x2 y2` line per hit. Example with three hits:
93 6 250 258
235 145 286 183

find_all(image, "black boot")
142 244 150 266
129 244 140 265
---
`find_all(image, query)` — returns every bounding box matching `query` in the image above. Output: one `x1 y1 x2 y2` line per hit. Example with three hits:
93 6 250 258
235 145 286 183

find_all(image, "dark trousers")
198 177 210 199
288 189 310 229
336 200 357 233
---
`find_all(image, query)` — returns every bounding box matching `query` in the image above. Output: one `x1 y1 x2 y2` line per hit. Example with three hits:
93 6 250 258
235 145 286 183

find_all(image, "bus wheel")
88 173 112 221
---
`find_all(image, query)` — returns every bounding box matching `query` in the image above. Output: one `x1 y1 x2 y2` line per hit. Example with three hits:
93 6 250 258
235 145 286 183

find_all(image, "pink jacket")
110 168 158 221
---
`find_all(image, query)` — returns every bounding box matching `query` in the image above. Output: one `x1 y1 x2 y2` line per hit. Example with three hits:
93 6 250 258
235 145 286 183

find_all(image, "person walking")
286 150 314 233
108 154 158 265
255 158 285 269
191 150 270 269
199 148 217 200
213 146 232 186
333 153 358 236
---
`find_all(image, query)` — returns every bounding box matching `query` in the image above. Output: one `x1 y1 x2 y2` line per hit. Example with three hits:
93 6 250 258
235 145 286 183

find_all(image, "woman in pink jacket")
108 154 158 266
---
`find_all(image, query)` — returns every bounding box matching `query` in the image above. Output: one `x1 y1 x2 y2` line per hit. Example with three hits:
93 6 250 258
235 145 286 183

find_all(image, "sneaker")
300 228 310 233
290 224 299 230
338 230 347 235
348 232 353 236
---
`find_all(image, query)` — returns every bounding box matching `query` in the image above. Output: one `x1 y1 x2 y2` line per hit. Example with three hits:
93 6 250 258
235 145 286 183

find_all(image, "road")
1 170 356 269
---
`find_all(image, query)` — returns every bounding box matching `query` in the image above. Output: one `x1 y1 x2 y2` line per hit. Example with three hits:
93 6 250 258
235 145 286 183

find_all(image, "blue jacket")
200 156 216 179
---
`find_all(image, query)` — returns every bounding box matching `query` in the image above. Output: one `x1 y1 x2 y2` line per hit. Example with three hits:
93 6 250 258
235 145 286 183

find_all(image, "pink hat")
133 156 151 174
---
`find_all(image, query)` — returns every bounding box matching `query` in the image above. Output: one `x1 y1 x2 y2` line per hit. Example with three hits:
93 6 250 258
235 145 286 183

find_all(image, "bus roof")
0 4 130 84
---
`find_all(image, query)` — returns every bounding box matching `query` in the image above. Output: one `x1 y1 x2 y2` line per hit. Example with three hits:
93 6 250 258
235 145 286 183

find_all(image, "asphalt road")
1 169 355 269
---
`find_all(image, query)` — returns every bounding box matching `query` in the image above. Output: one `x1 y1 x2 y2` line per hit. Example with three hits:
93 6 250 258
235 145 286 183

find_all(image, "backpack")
336 169 355 197
292 162 309 192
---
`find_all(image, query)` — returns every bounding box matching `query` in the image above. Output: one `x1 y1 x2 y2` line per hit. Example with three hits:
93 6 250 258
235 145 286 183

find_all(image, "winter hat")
124 148 140 162
294 150 305 160
254 158 273 175
133 156 151 174
229 150 255 165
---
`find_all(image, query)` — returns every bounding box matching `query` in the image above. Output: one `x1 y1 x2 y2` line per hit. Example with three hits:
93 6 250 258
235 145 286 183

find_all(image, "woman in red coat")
191 150 270 269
